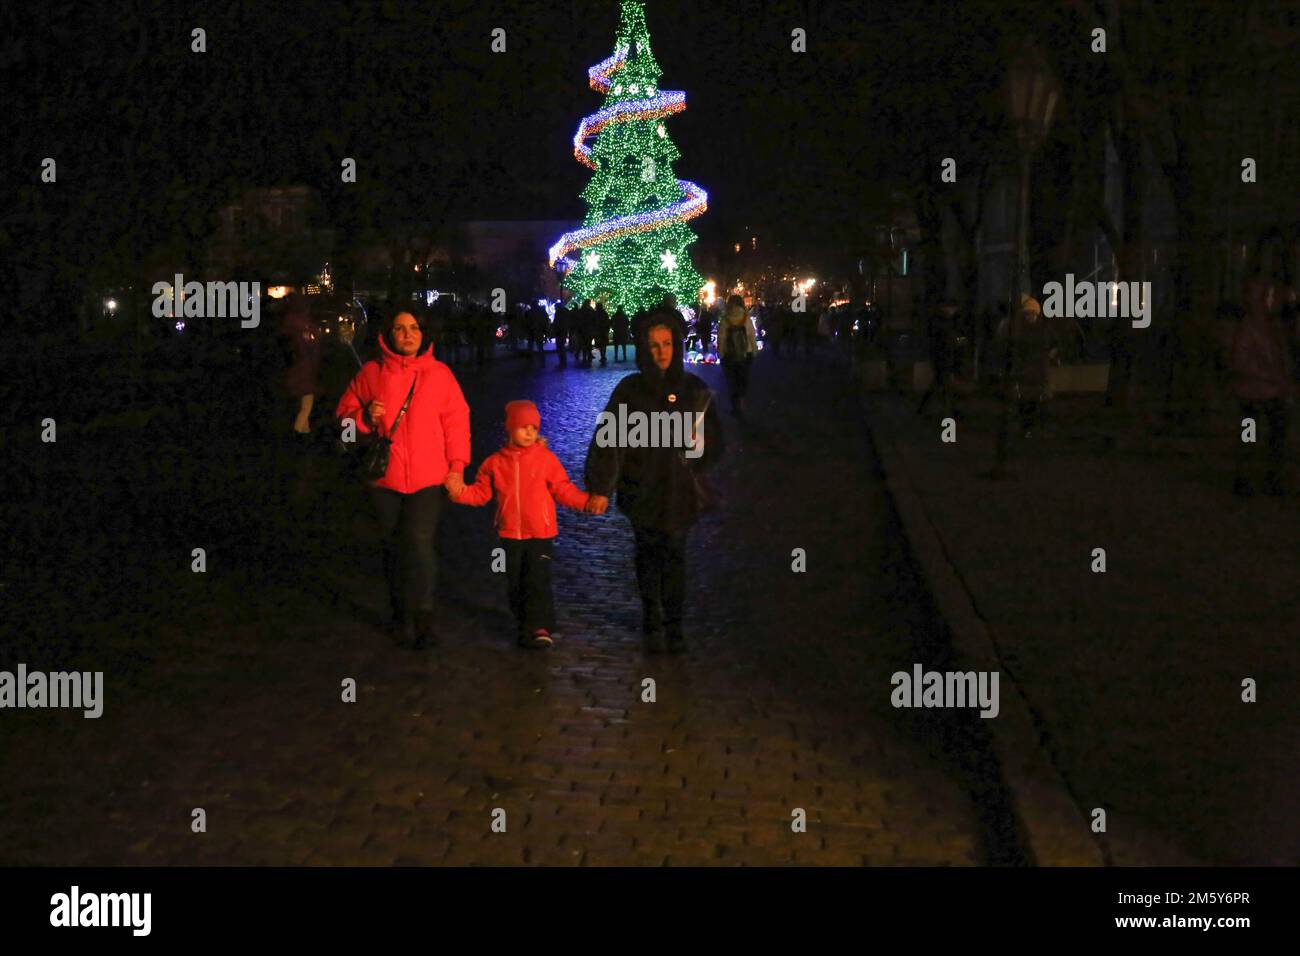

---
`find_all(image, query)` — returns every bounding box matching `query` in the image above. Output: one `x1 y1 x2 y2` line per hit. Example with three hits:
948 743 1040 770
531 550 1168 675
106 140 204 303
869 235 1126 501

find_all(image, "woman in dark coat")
584 308 725 653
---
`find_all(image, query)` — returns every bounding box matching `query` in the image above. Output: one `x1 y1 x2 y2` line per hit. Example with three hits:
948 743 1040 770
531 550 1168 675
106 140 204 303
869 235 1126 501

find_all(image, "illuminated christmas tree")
549 0 707 314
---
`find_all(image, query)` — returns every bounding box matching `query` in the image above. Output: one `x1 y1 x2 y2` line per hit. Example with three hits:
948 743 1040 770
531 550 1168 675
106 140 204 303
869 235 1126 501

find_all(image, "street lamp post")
990 35 1060 478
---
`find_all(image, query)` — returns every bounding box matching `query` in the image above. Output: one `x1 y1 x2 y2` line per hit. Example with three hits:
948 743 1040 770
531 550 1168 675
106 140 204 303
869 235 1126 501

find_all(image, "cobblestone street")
0 349 1013 865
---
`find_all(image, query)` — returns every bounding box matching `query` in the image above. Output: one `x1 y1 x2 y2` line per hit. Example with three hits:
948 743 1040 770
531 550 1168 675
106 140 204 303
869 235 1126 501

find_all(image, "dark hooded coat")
585 311 725 532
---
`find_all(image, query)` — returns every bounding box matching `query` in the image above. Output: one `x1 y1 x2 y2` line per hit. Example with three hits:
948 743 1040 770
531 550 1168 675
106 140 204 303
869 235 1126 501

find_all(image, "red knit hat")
505 400 541 432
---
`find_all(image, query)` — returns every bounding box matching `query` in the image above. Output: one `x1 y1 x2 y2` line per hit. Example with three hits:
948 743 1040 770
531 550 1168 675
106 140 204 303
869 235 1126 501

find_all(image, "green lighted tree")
550 0 707 314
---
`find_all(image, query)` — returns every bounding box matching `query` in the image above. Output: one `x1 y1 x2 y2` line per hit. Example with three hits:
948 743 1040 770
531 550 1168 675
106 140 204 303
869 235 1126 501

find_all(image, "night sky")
6 0 1021 289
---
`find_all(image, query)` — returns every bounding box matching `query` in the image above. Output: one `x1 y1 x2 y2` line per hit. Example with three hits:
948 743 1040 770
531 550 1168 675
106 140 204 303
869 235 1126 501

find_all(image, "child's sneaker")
520 629 553 649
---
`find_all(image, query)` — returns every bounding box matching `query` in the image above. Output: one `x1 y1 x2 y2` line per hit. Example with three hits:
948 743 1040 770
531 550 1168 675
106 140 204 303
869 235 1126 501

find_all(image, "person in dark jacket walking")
718 295 757 417
577 307 588 365
529 303 548 365
594 302 610 366
997 294 1056 438
631 308 649 362
612 307 630 362
585 308 725 654
551 305 569 368
917 301 960 417
581 301 598 367
694 306 715 360
278 294 323 440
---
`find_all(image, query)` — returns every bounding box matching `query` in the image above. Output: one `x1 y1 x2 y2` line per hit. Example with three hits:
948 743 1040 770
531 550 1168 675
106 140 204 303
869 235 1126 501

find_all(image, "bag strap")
387 379 417 437
679 390 713 465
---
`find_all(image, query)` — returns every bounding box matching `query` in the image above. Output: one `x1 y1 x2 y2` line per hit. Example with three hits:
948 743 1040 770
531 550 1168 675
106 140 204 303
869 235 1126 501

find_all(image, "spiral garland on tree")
549 1 706 314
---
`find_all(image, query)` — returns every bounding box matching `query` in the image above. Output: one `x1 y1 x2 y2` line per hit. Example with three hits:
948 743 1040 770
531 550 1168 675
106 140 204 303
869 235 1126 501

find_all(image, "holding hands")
585 494 609 515
444 471 466 500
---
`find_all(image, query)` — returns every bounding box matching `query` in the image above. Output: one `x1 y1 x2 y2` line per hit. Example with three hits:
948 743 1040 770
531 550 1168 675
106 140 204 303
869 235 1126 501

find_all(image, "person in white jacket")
719 295 758 417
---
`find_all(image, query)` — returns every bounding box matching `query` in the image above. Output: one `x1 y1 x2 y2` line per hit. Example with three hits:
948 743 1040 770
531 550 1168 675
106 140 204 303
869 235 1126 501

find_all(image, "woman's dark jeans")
369 484 444 624
632 526 687 639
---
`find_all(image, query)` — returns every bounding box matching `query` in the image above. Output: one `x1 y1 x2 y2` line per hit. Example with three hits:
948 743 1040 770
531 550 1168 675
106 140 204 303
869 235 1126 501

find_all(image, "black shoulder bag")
362 380 416 481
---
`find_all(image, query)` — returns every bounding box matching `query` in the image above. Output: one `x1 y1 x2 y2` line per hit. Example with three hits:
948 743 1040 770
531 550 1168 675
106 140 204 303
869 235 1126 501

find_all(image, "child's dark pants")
502 538 556 635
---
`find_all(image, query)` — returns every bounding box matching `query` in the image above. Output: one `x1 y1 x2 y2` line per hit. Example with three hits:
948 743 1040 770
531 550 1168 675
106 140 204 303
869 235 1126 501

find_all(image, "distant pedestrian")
998 294 1056 438
576 301 595 367
507 308 523 351
694 307 715 358
1231 276 1296 497
451 400 599 648
917 301 959 418
336 310 471 649
530 303 548 363
612 307 630 361
552 305 569 368
277 294 323 441
798 306 815 357
718 294 757 418
764 306 784 357
595 302 610 366
631 308 649 358
470 307 493 367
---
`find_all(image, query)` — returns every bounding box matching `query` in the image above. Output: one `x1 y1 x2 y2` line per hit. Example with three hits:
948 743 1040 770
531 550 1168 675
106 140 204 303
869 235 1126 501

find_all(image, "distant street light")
1006 34 1059 296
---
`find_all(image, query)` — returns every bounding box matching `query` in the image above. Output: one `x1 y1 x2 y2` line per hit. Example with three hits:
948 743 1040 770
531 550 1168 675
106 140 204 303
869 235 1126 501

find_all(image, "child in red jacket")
451 400 597 648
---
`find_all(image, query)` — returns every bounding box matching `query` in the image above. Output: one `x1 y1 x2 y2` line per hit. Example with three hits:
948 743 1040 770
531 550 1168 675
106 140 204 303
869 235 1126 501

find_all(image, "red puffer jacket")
336 336 471 493
456 441 590 540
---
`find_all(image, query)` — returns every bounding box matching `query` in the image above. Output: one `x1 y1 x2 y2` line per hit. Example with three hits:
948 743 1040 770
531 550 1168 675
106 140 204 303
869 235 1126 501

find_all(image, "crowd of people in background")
329 293 869 375
269 268 1300 502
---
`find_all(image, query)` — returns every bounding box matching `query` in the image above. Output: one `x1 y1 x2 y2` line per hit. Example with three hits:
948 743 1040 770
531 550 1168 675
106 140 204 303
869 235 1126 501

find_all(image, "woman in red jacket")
337 310 471 648
451 400 597 648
